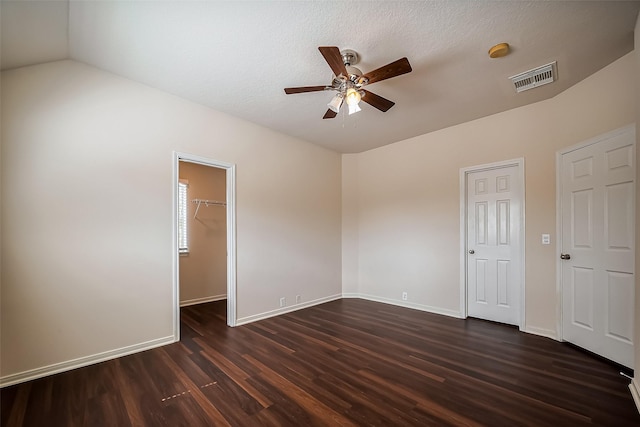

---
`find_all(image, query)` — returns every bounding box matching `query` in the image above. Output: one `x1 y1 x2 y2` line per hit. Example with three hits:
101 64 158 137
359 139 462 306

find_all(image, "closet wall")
179 161 227 305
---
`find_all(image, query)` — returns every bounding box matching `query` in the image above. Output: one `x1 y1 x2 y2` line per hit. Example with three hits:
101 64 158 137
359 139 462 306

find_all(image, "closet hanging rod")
191 198 226 218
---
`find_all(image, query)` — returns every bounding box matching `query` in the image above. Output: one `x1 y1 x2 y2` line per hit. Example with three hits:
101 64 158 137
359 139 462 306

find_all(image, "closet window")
178 180 189 253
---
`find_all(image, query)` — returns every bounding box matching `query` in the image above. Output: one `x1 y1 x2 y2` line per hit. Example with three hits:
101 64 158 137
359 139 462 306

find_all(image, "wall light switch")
542 234 551 245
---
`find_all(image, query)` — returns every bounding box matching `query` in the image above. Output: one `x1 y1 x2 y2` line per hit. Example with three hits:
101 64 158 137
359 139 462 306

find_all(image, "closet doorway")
173 152 236 339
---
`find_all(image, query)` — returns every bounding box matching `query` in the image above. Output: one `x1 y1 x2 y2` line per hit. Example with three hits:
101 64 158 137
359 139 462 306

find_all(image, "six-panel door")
467 165 522 326
561 128 635 368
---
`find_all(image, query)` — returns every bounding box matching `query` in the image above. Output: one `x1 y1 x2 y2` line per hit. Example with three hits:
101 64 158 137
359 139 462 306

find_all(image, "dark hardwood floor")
2 299 639 426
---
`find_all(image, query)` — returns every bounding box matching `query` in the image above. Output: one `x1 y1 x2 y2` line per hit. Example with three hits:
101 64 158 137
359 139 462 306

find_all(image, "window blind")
178 182 188 253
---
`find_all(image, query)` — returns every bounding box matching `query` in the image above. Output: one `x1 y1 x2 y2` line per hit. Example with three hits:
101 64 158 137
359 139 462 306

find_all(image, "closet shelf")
192 198 226 218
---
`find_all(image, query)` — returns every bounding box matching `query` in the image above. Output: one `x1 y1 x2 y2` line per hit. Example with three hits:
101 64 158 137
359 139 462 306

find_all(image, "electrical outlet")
296 295 301 304
402 292 408 301
280 297 286 307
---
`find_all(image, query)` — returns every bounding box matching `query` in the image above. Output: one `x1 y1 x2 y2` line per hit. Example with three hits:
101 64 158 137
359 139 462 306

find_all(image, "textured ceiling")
2 1 640 153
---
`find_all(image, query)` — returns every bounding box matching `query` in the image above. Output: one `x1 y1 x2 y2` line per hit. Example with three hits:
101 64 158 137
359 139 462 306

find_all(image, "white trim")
459 158 526 330
174 152 237 330
341 293 361 299
0 336 174 388
555 149 564 340
522 326 558 341
557 124 636 156
180 294 227 307
555 124 635 342
346 293 463 319
459 170 467 318
235 294 342 326
172 156 180 340
520 161 527 330
630 380 640 414
227 165 238 327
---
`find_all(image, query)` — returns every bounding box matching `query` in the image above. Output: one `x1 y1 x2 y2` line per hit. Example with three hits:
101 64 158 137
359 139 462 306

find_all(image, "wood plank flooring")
2 299 639 426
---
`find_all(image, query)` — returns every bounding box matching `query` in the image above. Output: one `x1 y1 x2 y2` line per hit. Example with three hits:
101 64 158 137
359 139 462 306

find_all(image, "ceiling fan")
284 46 412 119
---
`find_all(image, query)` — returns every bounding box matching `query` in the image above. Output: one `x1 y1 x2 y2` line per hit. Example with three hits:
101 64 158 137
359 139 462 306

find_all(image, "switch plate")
542 234 551 245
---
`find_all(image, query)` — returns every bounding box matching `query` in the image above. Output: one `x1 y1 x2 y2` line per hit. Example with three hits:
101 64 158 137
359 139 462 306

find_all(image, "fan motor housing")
341 49 359 66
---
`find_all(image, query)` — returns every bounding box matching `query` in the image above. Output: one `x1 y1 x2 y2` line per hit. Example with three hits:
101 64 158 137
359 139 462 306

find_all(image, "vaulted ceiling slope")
2 1 639 153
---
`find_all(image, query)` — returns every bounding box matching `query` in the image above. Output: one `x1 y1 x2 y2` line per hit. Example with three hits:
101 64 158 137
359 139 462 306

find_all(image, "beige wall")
342 155 359 295
179 162 227 305
0 60 342 382
0 1 69 70
1 50 637 389
343 52 636 336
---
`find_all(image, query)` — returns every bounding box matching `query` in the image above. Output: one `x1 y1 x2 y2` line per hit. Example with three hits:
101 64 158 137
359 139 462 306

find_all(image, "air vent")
509 61 557 93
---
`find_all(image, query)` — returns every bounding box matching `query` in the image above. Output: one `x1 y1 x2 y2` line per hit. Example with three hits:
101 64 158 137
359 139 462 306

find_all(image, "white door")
560 126 635 368
467 164 523 326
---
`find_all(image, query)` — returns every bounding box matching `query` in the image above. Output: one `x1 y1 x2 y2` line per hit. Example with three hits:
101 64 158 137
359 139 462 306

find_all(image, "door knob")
468 249 475 254
560 253 571 260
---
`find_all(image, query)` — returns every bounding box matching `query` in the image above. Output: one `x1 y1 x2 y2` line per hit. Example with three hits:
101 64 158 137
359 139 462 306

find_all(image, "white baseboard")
0 335 175 388
0 294 567 389
180 294 226 307
345 293 463 319
630 379 640 414
235 294 342 326
522 326 558 340
342 292 360 299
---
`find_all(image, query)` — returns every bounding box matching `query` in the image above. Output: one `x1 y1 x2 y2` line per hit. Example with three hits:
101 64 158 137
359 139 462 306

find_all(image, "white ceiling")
2 1 639 153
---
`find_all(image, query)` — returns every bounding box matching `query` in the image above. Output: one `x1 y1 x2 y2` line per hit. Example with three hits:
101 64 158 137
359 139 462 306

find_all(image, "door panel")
467 165 522 326
476 202 488 244
605 182 633 250
572 267 594 330
561 126 635 368
571 190 593 248
497 260 509 306
606 271 634 343
497 200 510 245
475 259 488 303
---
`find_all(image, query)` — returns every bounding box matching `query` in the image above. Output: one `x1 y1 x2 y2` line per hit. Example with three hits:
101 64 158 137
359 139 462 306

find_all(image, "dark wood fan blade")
323 109 338 119
284 86 327 94
362 57 412 85
319 46 348 77
361 90 395 112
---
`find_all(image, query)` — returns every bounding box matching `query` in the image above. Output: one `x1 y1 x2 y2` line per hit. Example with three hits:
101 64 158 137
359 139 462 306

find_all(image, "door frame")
173 151 237 341
555 124 635 342
459 157 526 329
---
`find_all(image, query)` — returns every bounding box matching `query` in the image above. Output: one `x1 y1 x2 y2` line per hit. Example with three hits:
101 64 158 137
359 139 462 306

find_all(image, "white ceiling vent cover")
509 61 557 93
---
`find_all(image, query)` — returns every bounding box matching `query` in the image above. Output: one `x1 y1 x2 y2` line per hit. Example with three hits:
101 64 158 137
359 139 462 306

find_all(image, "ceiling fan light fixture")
345 88 362 115
284 46 413 119
345 88 361 106
327 93 343 113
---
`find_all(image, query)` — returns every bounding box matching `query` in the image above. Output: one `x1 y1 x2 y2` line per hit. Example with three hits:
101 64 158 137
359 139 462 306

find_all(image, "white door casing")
461 159 524 327
559 125 635 368
174 152 237 335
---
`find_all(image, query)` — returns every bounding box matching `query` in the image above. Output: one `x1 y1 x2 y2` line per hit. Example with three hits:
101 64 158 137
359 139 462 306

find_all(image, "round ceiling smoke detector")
488 43 510 58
